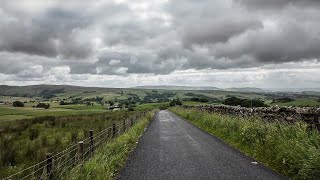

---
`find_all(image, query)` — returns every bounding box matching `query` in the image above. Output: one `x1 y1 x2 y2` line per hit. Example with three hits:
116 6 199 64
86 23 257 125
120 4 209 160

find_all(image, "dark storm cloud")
235 0 320 10
0 0 320 78
165 0 320 68
0 5 94 58
213 20 320 62
182 19 263 46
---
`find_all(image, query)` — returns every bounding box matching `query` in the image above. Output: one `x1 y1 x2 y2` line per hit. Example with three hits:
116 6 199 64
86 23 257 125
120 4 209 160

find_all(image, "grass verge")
170 107 320 180
65 111 155 180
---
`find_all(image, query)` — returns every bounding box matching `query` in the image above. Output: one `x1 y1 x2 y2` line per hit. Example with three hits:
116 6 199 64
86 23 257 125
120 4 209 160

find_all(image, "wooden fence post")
46 153 53 180
112 123 116 137
78 141 84 163
89 130 94 155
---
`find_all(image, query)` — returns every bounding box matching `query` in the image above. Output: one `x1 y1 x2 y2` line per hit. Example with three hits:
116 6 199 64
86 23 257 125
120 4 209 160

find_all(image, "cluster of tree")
143 90 176 103
71 97 83 104
83 91 97 93
271 98 294 103
169 98 183 106
114 93 142 110
34 103 50 109
59 101 73 105
127 93 142 102
188 97 210 102
116 91 125 96
86 102 94 106
224 96 268 107
118 99 136 110
184 93 222 103
12 101 24 107
83 96 104 102
59 96 105 106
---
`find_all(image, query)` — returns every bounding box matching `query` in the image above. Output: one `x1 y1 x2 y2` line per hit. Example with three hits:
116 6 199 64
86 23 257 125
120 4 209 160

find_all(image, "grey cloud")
0 6 93 59
182 18 263 47
167 0 263 47
0 0 320 84
214 21 320 63
95 52 177 75
68 63 97 74
235 0 320 10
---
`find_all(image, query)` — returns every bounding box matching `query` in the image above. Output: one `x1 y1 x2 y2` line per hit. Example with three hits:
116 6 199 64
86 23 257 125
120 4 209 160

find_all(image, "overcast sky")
0 0 320 88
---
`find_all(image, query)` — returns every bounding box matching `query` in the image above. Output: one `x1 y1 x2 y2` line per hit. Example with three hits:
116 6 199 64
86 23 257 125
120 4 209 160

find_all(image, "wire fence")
3 111 148 180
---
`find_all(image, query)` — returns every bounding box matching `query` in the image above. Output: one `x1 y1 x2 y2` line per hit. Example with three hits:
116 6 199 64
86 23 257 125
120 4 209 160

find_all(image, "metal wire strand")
4 113 146 180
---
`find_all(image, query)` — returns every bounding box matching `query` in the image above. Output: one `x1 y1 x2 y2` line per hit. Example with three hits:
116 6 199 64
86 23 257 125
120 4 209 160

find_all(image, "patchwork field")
0 85 319 179
0 85 319 121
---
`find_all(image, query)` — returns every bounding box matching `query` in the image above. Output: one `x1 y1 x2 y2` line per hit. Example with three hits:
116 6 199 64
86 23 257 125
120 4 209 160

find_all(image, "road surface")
117 110 286 180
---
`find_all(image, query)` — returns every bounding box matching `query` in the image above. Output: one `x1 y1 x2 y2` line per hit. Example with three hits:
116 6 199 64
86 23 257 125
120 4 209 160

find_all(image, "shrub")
224 96 267 107
12 101 24 107
128 104 135 111
169 98 183 106
34 103 50 109
59 101 68 105
108 101 115 106
272 98 294 103
159 104 170 110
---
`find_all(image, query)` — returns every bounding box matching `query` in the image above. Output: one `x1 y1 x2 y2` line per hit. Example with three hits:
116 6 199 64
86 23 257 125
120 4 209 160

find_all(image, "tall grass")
65 111 155 180
0 110 147 178
170 107 320 179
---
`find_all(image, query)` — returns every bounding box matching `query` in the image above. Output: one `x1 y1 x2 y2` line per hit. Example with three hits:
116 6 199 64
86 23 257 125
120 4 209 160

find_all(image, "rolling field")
0 104 107 121
0 109 149 178
269 98 320 107
0 85 319 122
0 85 319 179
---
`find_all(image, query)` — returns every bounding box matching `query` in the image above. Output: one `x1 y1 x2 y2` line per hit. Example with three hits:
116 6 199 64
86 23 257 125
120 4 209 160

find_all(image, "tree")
224 96 267 107
170 98 182 106
35 103 50 109
128 104 135 111
13 101 24 107
224 96 242 106
59 101 67 105
108 101 114 106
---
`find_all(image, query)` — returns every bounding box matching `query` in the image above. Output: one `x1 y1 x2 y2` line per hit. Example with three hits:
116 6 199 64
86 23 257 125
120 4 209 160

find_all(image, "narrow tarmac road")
117 110 286 180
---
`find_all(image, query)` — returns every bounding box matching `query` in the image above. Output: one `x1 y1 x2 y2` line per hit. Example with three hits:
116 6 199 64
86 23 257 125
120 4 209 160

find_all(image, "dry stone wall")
183 105 320 130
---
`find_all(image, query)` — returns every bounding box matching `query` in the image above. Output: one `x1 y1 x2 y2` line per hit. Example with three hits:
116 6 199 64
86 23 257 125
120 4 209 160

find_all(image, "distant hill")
0 84 118 98
134 85 221 91
225 87 320 93
266 88 320 92
224 87 266 93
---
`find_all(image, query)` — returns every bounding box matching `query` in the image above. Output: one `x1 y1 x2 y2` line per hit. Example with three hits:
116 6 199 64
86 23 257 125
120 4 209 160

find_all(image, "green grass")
270 99 320 107
182 101 213 106
135 102 169 111
170 107 320 179
65 111 155 180
0 105 107 121
0 110 147 178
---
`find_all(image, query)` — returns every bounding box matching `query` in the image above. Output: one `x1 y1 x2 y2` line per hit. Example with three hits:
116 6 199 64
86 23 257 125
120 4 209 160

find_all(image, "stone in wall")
183 105 320 130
